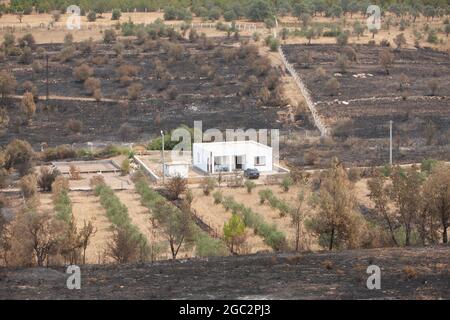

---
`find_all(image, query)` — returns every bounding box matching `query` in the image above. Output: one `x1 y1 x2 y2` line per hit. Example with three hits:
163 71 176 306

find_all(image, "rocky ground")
0 245 448 300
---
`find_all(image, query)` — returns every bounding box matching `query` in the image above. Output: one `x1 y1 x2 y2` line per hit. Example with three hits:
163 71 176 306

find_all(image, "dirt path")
11 95 122 103
70 191 112 264
258 45 309 126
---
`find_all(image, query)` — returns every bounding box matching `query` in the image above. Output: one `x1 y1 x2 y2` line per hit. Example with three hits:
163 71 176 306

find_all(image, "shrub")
427 79 439 96
66 119 83 135
111 9 121 20
42 145 76 161
0 70 17 100
84 77 101 95
258 189 273 204
103 29 117 44
52 175 70 198
87 11 96 22
348 167 361 182
336 32 349 46
212 191 223 204
427 30 438 44
117 159 129 177
325 77 340 96
281 176 294 192
336 54 350 73
166 176 187 200
78 38 95 53
54 190 72 222
420 159 438 175
244 180 256 194
69 164 81 180
117 64 139 78
127 83 143 100
18 33 36 49
89 175 105 189
38 167 60 192
73 64 93 82
5 139 34 176
20 92 36 123
19 173 38 198
57 45 76 62
19 47 33 64
379 48 394 75
201 177 217 196
117 123 136 142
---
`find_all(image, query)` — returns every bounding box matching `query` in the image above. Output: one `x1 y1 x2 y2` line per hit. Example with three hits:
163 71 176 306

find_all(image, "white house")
192 140 273 174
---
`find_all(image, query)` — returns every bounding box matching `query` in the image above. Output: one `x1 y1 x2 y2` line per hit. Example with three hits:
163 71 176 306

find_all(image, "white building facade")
192 141 273 174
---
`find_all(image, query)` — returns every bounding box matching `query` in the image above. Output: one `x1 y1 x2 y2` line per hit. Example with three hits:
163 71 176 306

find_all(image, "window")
254 156 266 166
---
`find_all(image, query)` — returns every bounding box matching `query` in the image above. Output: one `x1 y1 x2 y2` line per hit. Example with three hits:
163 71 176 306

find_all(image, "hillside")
0 246 448 300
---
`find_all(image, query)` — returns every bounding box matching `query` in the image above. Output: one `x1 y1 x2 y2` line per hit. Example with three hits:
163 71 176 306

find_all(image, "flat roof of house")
193 140 272 153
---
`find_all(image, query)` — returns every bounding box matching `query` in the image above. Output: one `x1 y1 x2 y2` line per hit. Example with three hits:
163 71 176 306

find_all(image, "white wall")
193 141 273 173
164 164 189 178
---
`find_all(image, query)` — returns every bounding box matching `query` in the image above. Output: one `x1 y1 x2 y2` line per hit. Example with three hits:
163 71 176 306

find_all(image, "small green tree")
111 9 121 20
223 214 246 254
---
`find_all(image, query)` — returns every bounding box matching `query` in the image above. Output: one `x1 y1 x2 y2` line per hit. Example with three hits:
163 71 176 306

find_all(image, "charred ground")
0 245 448 300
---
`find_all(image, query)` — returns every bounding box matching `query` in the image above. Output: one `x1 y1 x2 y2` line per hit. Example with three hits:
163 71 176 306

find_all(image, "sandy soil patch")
70 191 112 264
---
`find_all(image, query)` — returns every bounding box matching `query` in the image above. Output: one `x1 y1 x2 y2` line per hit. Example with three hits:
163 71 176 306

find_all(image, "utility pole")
389 120 393 166
46 54 49 102
161 130 165 185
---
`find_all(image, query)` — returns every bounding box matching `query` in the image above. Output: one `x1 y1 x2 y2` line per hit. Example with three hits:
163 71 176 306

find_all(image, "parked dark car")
244 168 260 179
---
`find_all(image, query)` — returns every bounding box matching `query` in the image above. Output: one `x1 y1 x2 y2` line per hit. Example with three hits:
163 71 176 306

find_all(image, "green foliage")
421 159 438 175
281 176 294 192
94 184 148 255
247 0 274 22
195 232 228 257
427 29 439 43
148 125 194 150
258 188 292 217
223 214 246 244
54 190 72 223
87 11 97 22
219 195 286 251
380 164 392 177
201 177 217 196
212 190 223 204
111 8 121 20
135 179 227 257
244 180 256 194
163 6 192 21
264 35 279 51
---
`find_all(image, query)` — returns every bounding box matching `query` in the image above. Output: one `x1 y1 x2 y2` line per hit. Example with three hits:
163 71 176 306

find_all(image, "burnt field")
283 44 450 138
0 38 283 147
282 44 450 166
1 246 448 299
